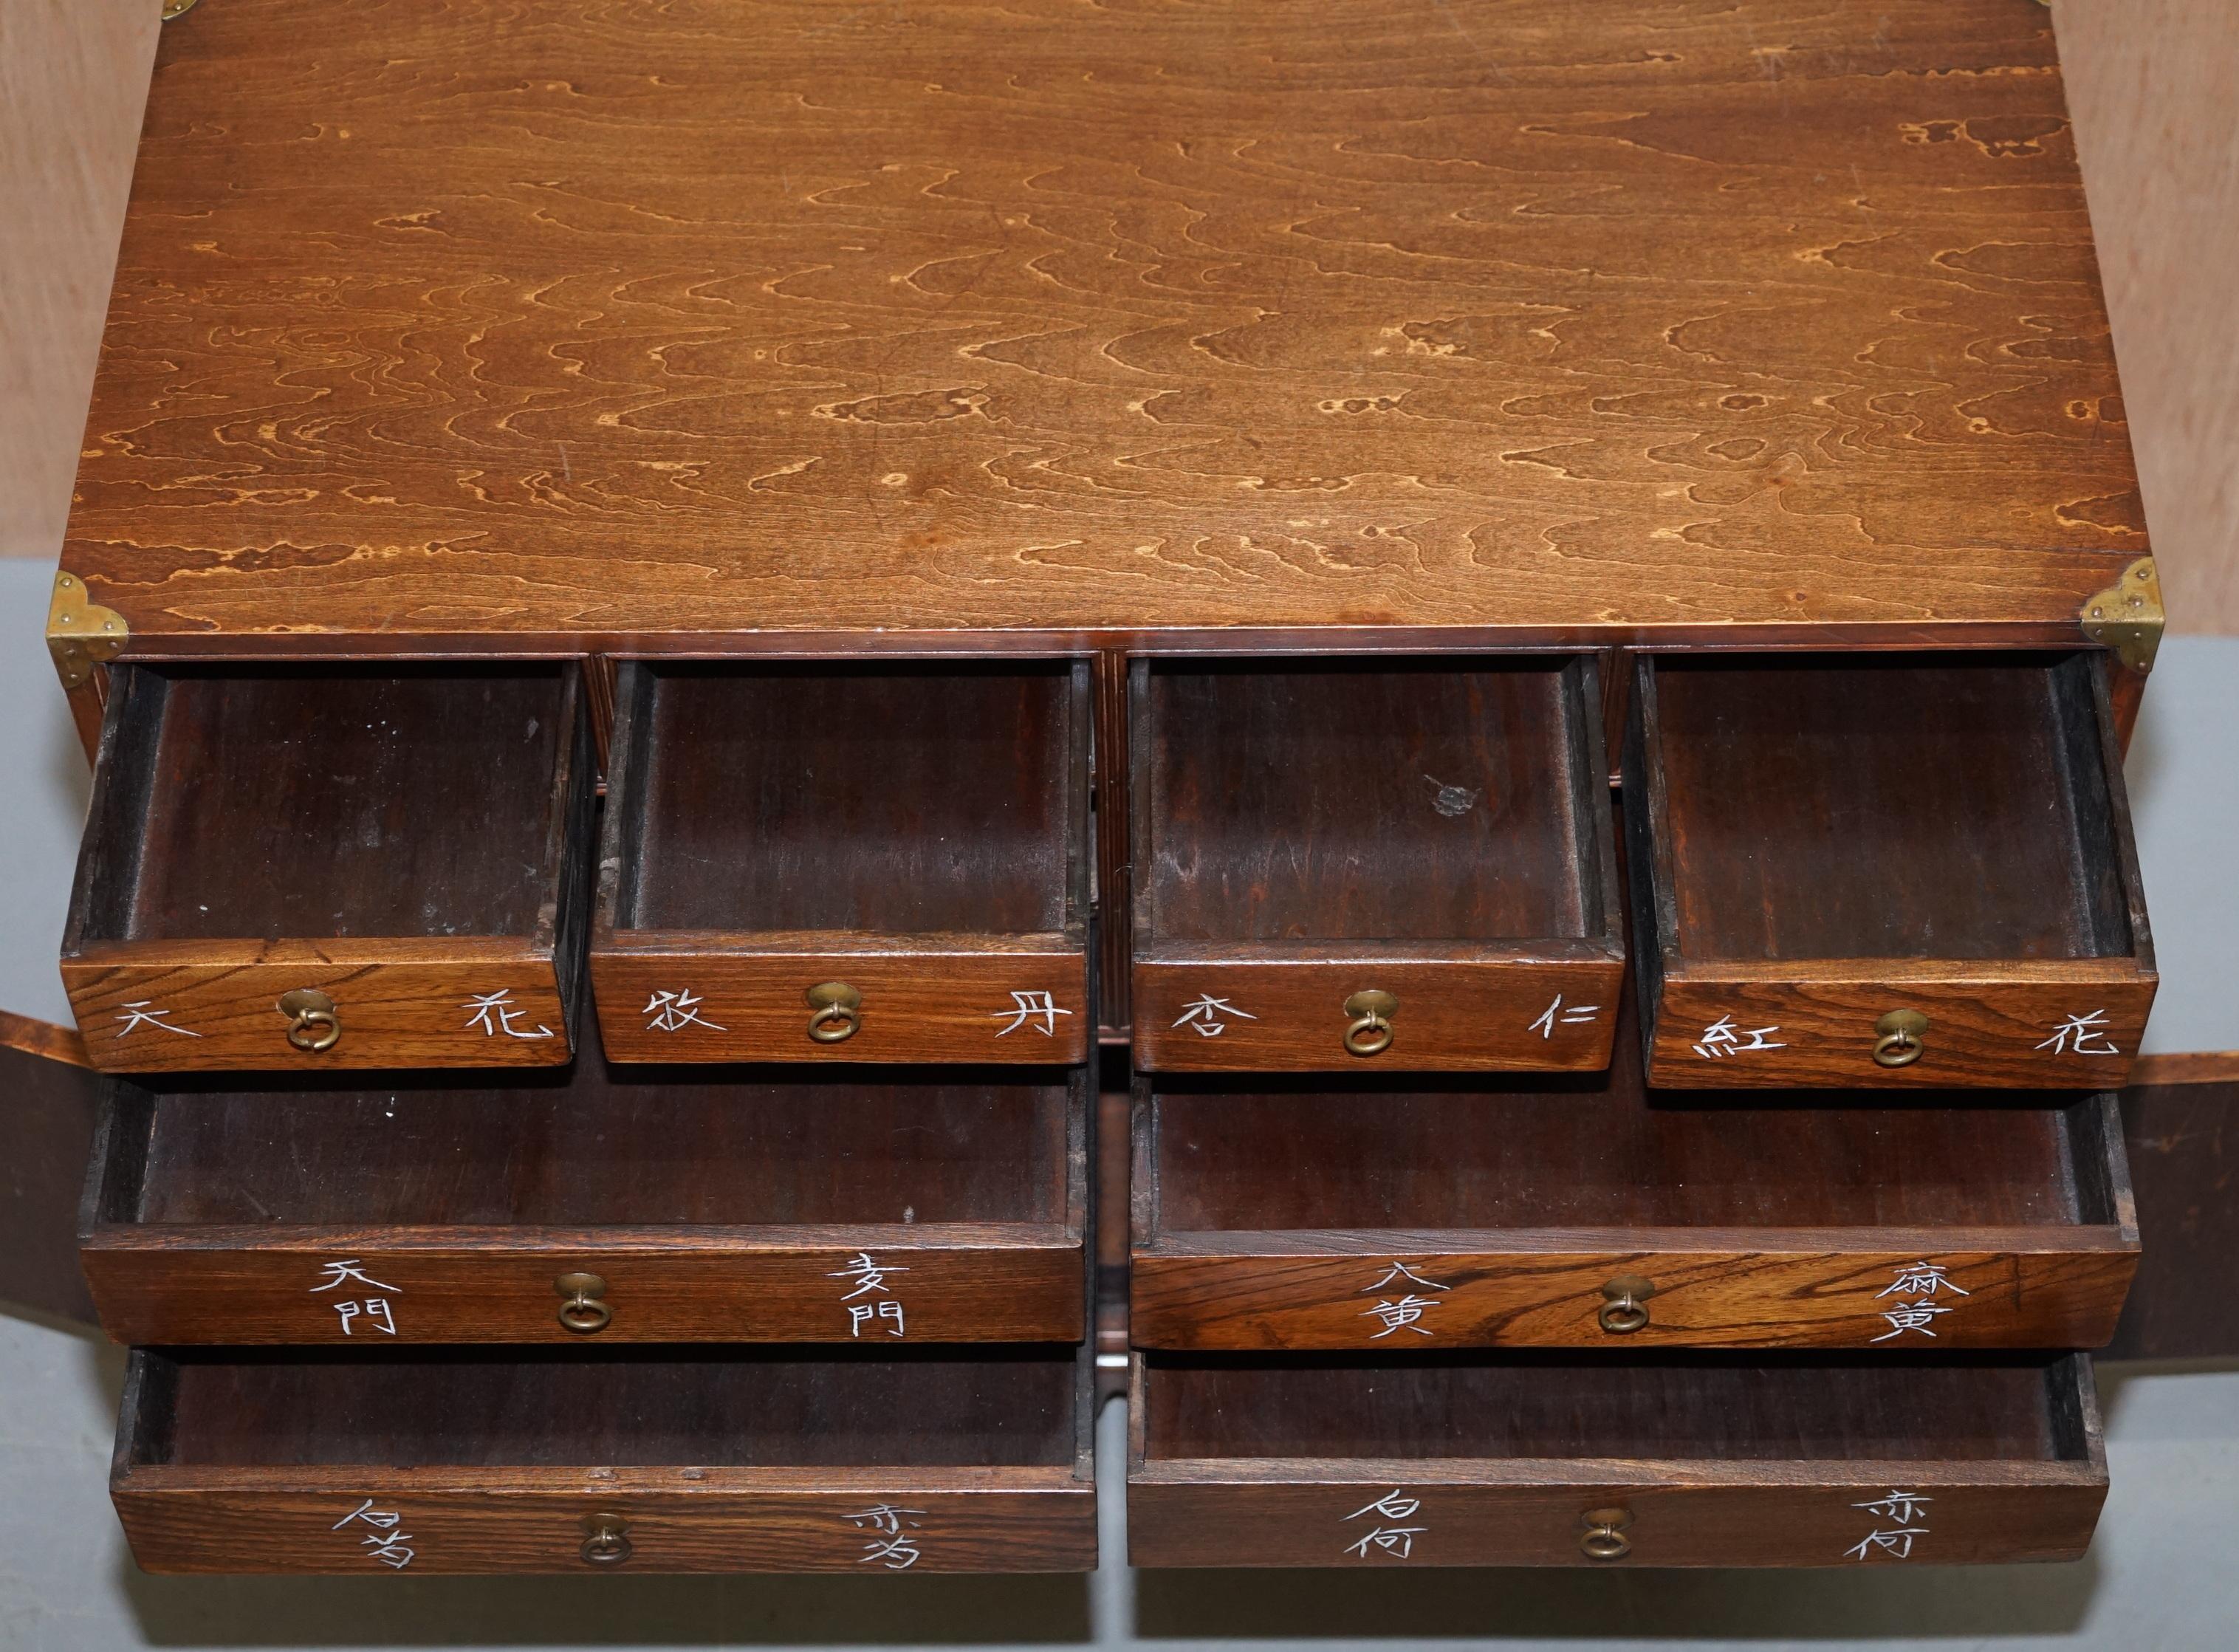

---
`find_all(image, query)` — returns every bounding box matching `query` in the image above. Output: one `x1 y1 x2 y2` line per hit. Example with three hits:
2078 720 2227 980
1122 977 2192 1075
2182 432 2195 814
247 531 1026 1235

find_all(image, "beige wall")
1 0 2231 631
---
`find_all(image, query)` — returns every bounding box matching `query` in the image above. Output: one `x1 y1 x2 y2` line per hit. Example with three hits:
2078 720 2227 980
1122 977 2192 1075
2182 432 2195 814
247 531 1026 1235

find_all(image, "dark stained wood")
80 1036 1088 1344
1132 656 1624 1071
114 1345 1096 1572
2104 1079 2239 1362
1625 652 2157 1088
63 0 2139 657
1128 1351 2107 1567
1094 647 1132 1034
591 660 1091 1063
61 662 594 1072
0 1012 101 1326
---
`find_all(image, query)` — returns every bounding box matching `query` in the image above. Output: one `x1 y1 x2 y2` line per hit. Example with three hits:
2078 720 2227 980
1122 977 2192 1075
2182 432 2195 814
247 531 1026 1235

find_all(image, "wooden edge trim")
1661 956 2154 987
117 1463 1096 1495
80 1221 1086 1252
0 1009 89 1066
592 929 1081 958
1126 1456 2106 1489
1131 1225 2139 1259
2127 1050 2239 1086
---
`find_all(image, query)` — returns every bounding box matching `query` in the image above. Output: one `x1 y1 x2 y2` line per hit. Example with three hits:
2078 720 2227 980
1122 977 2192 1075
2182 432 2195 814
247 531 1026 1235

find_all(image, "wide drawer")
1625 652 2156 1089
1128 1351 2105 1568
61 662 594 1072
1131 657 1624 1072
79 1030 1087 1345
591 660 1091 1063
114 1346 1096 1573
1129 1061 2136 1350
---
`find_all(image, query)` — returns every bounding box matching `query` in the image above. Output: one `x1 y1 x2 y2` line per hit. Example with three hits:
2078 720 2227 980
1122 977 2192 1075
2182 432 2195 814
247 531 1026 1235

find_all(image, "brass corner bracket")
2081 557 2164 673
161 0 201 20
48 571 128 693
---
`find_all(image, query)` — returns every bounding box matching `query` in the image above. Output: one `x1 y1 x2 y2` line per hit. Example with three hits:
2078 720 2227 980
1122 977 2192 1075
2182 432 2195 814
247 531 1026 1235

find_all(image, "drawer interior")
1139 657 1604 945
1144 1079 2116 1234
1136 1351 2092 1464
126 1347 1083 1469
75 663 577 944
1638 653 2136 962
606 661 1078 935
97 1059 1076 1230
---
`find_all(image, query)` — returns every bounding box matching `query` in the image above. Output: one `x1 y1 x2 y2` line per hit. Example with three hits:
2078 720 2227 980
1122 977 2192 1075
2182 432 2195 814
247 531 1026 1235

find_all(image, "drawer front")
1128 1471 2104 1568
62 946 572 1073
1644 972 2158 1089
116 1478 1094 1574
82 1238 1086 1346
592 946 1090 1064
1130 1246 2137 1351
1132 953 1624 1072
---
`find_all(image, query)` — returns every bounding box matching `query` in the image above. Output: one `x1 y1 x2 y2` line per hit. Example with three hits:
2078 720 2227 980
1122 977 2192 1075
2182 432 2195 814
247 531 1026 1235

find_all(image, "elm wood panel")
1645 967 2156 1090
63 945 575 1073
593 937 1090 1064
66 1 2141 651
0 1012 100 1325
1132 953 1625 1072
80 1233 1083 1346
2105 1079 2239 1362
1128 1244 2136 1351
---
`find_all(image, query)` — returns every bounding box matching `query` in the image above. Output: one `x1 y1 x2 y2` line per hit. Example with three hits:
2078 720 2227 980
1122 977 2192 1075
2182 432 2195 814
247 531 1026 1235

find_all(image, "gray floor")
2 555 2235 1648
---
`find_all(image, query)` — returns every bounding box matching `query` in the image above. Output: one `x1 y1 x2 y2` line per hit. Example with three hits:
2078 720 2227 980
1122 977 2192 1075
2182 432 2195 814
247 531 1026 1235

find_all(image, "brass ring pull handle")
1873 1008 1930 1069
1597 1275 1656 1335
277 988 340 1053
555 1272 612 1334
806 981 863 1044
580 1511 632 1566
1342 990 1398 1058
1580 1507 1633 1561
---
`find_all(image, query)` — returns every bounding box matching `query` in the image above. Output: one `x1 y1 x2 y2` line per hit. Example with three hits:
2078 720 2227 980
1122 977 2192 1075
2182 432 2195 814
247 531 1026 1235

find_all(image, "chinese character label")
830 1251 908 1338
311 1258 402 1338
1343 1489 1426 1560
1359 1261 1451 1340
335 1498 416 1569
2036 1011 2120 1058
642 989 724 1033
463 990 555 1040
991 990 1074 1038
843 1504 925 1569
1844 1490 1931 1561
1171 995 1256 1038
1529 994 1601 1038
1871 1259 1969 1343
114 1001 199 1039
1693 1013 1784 1058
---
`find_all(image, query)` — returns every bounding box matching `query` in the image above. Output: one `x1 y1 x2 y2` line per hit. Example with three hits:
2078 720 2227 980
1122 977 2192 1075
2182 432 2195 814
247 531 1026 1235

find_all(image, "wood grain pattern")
1127 1351 2106 1568
62 0 2142 653
2104 1077 2239 1361
0 1018 101 1324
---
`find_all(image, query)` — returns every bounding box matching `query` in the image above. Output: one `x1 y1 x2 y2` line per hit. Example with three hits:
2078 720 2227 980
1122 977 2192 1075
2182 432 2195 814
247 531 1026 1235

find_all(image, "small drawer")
61 663 594 1073
1131 657 1624 1072
592 660 1091 1063
1625 653 2156 1088
1128 1351 2105 1567
80 1029 1087 1345
1130 1065 2136 1350
114 1345 1095 1573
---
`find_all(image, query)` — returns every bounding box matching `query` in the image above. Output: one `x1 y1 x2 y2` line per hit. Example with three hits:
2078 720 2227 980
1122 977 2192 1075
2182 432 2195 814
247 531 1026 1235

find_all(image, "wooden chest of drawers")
35 0 2165 1579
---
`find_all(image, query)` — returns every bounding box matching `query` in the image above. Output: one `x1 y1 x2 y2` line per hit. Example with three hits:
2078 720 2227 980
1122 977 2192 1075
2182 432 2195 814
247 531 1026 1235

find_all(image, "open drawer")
1625 653 2156 1089
114 1345 1096 1573
591 660 1091 1063
1131 657 1624 1072
1128 1351 2105 1567
79 1025 1087 1345
61 663 594 1073
1130 1065 2136 1350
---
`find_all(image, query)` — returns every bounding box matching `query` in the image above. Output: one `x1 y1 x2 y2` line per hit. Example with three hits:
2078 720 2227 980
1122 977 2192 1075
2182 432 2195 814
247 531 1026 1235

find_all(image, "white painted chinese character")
335 1498 416 1569
642 988 724 1033
311 1259 397 1295
1845 1526 1927 1561
1876 1262 1969 1300
1172 995 1256 1038
844 1504 925 1569
848 1300 907 1338
463 990 555 1039
114 1001 200 1038
1344 1489 1425 1560
829 1252 907 1300
1871 1300 1954 1342
2036 1010 2121 1057
1528 995 1602 1038
333 1298 399 1337
1693 1013 1785 1058
1364 1261 1450 1296
1361 1295 1442 1338
991 990 1074 1038
1854 1490 1933 1525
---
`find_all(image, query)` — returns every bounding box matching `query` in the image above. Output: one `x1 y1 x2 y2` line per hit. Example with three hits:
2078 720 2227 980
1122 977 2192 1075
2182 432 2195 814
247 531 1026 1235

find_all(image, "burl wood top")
61 0 2143 655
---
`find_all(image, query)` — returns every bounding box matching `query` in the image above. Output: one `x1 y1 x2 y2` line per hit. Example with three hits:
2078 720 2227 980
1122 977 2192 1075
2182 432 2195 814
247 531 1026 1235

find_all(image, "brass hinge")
48 570 128 693
161 0 199 20
2080 556 2163 672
